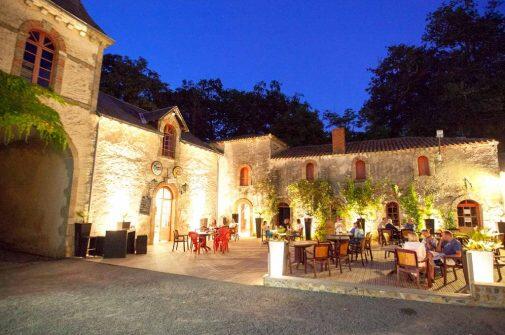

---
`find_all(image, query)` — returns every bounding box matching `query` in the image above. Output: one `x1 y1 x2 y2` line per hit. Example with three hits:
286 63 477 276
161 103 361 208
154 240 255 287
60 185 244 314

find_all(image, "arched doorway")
457 200 481 229
278 202 291 227
152 187 173 243
386 202 399 226
235 198 253 237
0 138 74 257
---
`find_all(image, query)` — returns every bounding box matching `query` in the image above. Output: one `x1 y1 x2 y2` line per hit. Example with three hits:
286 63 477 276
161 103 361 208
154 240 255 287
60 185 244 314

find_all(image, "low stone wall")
264 275 504 308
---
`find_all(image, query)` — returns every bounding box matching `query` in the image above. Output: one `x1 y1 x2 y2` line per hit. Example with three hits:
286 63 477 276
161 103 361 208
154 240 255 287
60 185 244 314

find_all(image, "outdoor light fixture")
180 183 188 194
268 241 286 278
467 251 494 284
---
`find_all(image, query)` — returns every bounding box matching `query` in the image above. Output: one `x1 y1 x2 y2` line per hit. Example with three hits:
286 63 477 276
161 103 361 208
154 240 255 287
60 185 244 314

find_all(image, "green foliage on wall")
393 181 439 230
337 179 385 223
287 179 334 240
0 70 67 149
252 176 279 223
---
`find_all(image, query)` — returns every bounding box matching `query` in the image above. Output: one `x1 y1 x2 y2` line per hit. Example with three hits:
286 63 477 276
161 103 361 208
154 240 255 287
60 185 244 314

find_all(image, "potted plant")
465 228 502 284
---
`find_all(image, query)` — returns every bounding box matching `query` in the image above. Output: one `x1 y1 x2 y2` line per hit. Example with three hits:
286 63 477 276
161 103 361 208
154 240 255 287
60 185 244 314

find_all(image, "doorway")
153 187 173 243
235 198 253 237
278 203 291 227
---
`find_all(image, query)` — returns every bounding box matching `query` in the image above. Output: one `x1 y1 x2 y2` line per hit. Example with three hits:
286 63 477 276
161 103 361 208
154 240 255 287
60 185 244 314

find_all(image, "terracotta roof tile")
272 137 495 159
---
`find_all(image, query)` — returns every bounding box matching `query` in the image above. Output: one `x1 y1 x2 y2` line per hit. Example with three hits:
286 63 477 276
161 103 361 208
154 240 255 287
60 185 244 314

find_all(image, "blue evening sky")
83 0 445 118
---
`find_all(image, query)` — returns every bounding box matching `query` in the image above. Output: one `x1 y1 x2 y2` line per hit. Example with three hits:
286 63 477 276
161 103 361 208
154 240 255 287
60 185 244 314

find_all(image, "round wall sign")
173 166 183 177
151 161 163 176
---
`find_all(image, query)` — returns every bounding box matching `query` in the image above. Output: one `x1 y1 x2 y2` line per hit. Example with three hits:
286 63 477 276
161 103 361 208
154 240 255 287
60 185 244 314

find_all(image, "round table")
292 241 317 273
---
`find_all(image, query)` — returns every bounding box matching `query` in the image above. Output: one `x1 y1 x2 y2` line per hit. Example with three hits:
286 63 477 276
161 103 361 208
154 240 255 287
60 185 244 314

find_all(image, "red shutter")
355 160 366 180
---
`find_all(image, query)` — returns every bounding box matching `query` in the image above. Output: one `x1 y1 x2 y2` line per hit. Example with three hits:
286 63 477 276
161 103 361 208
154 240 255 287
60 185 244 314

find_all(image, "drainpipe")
87 116 101 225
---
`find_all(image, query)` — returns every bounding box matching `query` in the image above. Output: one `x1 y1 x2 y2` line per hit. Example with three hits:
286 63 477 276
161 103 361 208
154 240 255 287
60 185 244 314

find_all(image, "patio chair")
351 237 367 266
172 229 187 252
395 248 430 289
495 248 505 282
441 254 463 286
306 243 331 278
364 232 373 261
400 229 414 242
188 232 200 255
335 240 352 273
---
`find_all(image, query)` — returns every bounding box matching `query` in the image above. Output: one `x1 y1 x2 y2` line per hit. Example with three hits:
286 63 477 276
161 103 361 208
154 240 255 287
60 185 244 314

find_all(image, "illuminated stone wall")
0 0 111 256
271 142 504 231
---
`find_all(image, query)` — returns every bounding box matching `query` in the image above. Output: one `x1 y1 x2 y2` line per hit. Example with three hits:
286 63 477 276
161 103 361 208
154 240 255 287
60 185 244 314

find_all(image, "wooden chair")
395 248 430 288
381 229 396 258
495 248 505 282
364 232 374 261
172 229 187 252
442 254 463 285
401 229 414 242
351 238 367 266
306 243 331 278
335 240 352 273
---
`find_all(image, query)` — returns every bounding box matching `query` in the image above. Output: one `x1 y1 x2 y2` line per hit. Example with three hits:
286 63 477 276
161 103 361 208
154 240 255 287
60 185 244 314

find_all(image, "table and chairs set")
176 227 233 255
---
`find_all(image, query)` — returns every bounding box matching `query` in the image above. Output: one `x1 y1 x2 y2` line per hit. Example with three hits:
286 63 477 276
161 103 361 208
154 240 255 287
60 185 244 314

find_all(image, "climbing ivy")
0 70 67 149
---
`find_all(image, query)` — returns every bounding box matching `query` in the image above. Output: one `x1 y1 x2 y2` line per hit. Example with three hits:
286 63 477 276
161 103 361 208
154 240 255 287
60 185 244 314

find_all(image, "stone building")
0 0 503 258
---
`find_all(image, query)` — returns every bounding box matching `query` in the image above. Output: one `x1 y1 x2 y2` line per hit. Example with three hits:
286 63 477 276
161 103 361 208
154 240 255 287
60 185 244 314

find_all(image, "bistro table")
196 232 211 252
291 241 317 273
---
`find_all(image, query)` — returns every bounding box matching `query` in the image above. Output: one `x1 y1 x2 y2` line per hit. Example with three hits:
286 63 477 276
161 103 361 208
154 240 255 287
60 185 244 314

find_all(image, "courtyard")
1 249 505 335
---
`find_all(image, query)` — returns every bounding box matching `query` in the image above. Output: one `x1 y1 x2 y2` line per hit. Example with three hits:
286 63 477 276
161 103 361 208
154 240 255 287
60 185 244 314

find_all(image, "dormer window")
21 30 55 88
162 124 175 158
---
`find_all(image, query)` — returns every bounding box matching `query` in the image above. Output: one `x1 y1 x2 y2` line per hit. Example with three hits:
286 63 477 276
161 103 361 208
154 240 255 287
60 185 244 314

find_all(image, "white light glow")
268 241 285 278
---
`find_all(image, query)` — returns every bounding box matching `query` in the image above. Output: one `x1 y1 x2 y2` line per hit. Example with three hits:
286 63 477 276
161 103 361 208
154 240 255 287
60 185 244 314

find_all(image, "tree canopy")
358 0 505 144
100 55 327 146
100 0 505 148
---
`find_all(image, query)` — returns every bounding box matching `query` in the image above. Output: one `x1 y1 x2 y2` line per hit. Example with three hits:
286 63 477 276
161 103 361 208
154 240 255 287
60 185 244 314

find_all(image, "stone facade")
0 0 504 258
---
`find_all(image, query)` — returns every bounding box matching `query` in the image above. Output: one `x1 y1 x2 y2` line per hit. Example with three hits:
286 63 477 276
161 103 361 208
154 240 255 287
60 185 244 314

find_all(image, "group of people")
262 218 304 240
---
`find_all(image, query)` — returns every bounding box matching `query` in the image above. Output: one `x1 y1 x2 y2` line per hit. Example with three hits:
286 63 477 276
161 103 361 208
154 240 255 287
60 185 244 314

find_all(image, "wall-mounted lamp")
463 177 473 191
180 183 188 194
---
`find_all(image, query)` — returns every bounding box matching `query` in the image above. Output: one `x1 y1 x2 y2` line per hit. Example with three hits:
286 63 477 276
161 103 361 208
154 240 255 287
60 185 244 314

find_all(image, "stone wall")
0 0 112 256
270 142 503 232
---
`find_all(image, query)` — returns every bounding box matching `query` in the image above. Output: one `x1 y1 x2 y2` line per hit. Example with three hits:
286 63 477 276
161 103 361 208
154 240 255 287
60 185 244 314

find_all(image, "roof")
216 133 286 146
142 107 189 132
181 132 222 154
49 0 105 33
96 92 157 131
272 137 496 159
96 92 220 154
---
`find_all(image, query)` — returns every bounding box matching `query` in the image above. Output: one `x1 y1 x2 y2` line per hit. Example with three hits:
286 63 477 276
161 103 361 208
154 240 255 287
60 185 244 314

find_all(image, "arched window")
239 166 251 186
355 160 366 180
418 156 430 176
386 202 400 226
306 162 315 181
457 200 481 228
21 30 55 87
162 124 176 158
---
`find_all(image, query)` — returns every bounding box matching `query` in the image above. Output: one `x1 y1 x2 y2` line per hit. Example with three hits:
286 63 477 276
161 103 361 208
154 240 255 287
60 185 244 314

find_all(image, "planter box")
268 241 287 278
467 250 494 284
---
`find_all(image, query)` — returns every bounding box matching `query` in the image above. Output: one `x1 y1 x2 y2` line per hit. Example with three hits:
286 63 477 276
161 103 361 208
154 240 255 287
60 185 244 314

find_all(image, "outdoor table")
197 232 211 251
292 241 317 273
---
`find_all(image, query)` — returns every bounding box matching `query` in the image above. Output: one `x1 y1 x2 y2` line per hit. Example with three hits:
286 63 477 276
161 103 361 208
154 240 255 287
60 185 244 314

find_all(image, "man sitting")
403 218 416 231
385 218 400 240
435 230 462 266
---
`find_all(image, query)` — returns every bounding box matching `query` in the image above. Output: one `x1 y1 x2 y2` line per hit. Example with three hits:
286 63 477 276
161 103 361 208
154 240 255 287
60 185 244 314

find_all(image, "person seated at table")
403 239 434 285
403 218 415 231
378 217 387 230
263 221 273 240
281 218 290 229
292 219 303 238
407 232 420 242
350 221 364 242
334 217 346 234
435 230 462 266
421 229 437 252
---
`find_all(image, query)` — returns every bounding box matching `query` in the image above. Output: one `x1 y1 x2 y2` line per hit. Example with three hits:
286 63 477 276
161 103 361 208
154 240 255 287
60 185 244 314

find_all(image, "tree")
360 0 505 145
100 55 329 145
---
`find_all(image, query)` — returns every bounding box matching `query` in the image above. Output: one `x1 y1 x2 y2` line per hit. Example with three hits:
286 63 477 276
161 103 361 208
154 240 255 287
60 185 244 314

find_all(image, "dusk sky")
83 0 446 117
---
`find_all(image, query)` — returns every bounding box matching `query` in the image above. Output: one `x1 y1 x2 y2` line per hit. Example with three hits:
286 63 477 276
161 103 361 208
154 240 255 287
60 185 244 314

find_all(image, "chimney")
332 128 345 154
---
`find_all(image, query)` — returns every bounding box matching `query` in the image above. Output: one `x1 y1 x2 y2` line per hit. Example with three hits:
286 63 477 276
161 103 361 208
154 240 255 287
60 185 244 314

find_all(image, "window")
418 156 430 176
457 200 481 228
162 124 175 158
386 202 400 226
355 160 366 180
21 30 55 87
239 166 251 186
306 163 315 181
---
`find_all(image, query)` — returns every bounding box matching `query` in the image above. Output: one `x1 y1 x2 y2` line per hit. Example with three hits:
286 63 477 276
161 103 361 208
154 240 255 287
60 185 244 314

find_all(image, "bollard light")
268 241 285 278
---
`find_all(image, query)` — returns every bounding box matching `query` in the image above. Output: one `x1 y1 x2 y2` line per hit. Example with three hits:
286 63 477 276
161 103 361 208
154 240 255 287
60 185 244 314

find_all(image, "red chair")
221 229 231 253
213 230 223 253
188 232 200 254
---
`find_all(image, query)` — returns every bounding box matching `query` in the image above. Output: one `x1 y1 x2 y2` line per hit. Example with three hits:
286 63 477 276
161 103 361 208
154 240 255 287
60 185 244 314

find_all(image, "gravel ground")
0 251 504 335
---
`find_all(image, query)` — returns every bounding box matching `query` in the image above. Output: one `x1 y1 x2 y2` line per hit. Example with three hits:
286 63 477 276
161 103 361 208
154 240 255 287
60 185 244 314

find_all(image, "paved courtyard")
88 237 268 285
1 249 505 335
